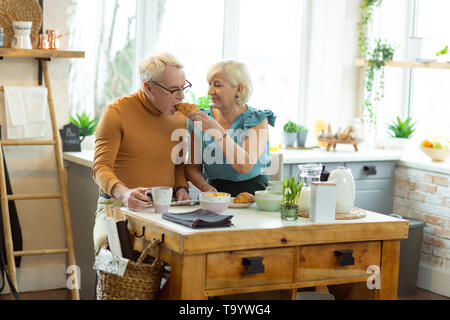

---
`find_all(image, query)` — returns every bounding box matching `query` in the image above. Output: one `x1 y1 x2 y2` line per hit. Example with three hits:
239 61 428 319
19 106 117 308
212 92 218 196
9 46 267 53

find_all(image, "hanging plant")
357 0 395 126
357 0 382 59
363 40 395 125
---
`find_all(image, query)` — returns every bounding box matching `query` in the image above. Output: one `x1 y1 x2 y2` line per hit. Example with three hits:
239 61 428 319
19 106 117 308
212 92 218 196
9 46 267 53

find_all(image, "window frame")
134 0 310 126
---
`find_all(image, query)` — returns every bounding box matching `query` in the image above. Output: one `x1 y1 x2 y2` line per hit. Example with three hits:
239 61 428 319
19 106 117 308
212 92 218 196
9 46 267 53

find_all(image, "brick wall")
393 166 450 291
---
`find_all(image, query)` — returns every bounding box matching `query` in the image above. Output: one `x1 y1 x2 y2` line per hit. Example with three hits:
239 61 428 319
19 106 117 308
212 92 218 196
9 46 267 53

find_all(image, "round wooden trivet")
298 207 367 220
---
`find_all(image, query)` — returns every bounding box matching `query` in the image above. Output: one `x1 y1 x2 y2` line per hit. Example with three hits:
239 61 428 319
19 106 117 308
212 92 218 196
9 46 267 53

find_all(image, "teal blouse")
188 106 276 182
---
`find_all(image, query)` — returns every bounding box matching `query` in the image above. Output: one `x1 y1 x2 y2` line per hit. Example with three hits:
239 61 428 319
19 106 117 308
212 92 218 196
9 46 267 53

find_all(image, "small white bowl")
199 192 231 213
420 147 450 162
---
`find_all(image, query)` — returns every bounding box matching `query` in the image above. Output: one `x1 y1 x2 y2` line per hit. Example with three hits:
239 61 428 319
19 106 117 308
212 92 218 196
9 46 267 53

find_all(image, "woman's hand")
187 111 222 133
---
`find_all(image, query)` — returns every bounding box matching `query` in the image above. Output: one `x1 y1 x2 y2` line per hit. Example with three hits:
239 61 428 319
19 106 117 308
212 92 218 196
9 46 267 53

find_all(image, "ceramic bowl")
255 191 283 211
420 147 450 162
199 192 231 213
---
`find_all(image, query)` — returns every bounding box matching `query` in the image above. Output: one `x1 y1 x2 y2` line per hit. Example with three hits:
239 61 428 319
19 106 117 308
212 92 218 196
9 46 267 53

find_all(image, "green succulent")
387 116 417 139
69 111 98 141
298 125 308 132
283 121 299 133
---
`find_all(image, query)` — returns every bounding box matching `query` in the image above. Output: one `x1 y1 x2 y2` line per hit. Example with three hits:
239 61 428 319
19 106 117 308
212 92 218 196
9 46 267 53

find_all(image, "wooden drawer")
298 241 381 282
205 247 294 290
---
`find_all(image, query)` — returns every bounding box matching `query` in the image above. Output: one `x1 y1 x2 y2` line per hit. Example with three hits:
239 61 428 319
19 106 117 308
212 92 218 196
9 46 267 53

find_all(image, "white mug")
151 187 172 213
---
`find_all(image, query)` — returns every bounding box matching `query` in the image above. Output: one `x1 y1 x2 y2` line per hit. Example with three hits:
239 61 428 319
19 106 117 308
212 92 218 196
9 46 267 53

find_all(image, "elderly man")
92 52 191 252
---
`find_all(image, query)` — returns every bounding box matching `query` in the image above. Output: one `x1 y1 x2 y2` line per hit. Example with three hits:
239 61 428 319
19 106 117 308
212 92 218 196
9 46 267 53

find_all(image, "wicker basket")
96 238 165 300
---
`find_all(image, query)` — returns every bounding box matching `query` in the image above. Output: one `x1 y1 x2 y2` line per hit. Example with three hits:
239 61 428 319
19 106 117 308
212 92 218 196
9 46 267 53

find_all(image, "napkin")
162 209 233 229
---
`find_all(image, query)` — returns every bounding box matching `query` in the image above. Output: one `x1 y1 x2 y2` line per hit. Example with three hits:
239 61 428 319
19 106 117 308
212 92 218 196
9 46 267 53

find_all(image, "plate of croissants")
229 192 256 208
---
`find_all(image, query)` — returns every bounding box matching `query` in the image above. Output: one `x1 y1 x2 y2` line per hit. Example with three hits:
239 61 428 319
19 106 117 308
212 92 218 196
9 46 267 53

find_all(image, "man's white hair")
139 52 184 90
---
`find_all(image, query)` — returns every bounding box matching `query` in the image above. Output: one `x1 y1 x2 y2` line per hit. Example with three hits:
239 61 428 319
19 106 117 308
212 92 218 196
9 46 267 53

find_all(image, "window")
68 0 137 119
370 0 450 140
154 0 224 101
238 0 303 144
68 0 307 146
410 0 450 136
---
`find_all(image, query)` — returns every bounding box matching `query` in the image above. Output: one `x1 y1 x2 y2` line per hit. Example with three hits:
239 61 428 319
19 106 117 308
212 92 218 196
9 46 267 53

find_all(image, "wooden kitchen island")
121 205 408 300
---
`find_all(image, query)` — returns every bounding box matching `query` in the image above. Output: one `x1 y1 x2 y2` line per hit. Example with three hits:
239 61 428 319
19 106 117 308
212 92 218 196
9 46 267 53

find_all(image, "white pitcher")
11 21 32 49
328 166 355 214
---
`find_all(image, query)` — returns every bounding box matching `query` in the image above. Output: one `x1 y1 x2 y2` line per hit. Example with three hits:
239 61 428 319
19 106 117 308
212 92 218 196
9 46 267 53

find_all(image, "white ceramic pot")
328 166 355 214
384 137 409 150
11 21 32 49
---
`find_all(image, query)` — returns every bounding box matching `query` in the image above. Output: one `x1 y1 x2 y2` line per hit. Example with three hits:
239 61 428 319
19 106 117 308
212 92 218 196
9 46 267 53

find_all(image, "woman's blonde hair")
138 52 184 89
207 60 253 105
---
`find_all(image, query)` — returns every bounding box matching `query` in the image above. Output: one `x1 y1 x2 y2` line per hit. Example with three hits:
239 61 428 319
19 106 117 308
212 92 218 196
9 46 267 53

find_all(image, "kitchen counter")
62 146 448 175
280 145 402 164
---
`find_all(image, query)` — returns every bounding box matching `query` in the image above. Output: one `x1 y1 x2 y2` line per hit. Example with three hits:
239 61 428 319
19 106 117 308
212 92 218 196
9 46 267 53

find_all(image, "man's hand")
175 187 191 201
112 184 152 211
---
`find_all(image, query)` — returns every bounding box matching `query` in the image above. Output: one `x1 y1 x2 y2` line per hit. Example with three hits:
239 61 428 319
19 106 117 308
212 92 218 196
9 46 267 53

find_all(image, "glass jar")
0 27 5 48
297 163 322 211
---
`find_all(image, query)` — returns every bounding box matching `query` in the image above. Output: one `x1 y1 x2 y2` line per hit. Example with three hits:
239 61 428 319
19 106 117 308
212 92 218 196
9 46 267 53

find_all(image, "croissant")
234 192 255 204
175 103 200 116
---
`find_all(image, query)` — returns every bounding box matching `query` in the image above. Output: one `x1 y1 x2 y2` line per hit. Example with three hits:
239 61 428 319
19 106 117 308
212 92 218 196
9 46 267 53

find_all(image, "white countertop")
63 145 449 175
121 204 402 236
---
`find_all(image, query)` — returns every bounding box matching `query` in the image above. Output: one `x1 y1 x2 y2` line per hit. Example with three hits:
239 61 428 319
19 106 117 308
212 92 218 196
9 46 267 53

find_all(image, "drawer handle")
334 250 355 266
242 256 265 274
363 166 377 175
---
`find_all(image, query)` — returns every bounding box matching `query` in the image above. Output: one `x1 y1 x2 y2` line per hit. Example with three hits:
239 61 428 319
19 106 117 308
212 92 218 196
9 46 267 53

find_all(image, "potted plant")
281 176 303 221
297 125 309 147
283 121 299 147
384 116 417 150
69 111 99 150
188 93 211 109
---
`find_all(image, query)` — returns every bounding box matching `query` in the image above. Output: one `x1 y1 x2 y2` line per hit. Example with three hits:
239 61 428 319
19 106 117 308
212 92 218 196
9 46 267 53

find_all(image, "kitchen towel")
3 86 48 139
162 209 233 229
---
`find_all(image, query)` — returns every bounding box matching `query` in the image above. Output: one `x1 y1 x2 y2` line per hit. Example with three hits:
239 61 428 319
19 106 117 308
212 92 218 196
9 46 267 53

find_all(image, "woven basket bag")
96 238 165 300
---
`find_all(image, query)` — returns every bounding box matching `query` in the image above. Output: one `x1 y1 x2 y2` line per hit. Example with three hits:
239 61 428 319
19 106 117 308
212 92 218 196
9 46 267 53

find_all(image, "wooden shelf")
0 48 85 59
355 58 450 70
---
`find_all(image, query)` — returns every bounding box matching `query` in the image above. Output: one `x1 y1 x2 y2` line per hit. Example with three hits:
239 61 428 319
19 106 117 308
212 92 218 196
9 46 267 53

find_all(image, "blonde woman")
185 60 276 197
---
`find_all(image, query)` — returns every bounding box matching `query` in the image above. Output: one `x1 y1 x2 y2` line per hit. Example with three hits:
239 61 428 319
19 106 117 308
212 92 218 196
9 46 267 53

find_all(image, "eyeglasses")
148 80 192 95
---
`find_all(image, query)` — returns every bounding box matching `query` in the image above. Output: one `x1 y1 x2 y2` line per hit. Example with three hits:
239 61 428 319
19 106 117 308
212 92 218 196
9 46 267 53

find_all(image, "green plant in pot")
281 176 303 221
283 121 299 147
297 125 309 147
69 112 98 148
385 116 417 150
187 92 211 109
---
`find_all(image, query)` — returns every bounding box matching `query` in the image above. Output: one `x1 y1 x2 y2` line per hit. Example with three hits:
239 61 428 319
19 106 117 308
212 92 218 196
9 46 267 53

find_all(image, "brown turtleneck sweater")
92 89 188 195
